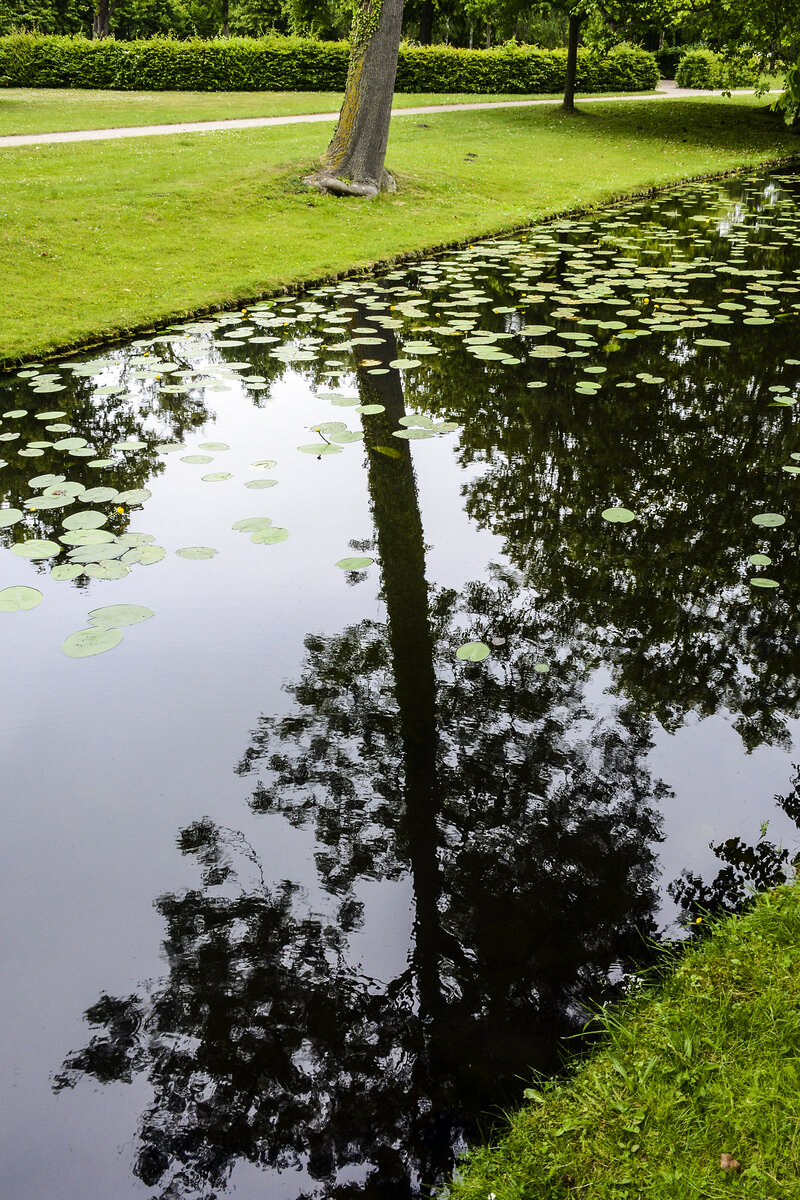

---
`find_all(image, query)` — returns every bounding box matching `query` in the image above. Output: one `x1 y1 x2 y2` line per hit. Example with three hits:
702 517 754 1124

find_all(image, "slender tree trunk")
418 0 433 45
468 21 473 49
562 12 583 113
305 0 404 198
92 0 110 38
485 22 491 48
222 0 229 36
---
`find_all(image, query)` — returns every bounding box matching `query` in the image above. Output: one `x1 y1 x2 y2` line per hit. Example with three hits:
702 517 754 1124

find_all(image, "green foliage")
655 43 682 78
0 0 92 36
0 32 660 92
676 47 765 89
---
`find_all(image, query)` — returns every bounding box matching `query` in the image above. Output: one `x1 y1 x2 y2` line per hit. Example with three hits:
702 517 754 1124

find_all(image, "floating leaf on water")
88 604 154 628
176 546 218 560
88 459 115 469
782 465 800 474
534 663 550 673
112 440 148 451
198 441 230 451
751 513 785 527
180 454 214 465
336 556 374 570
750 577 780 588
602 507 636 523
80 487 118 503
62 626 124 658
50 564 83 581
330 430 364 444
0 508 23 528
60 528 115 547
297 443 343 455
250 527 289 545
116 488 151 505
12 539 61 559
392 429 435 440
356 404 386 414
84 560 130 580
155 442 185 454
139 545 166 566
28 473 65 489
202 472 233 482
244 478 277 489
329 397 360 407
233 517 273 532
251 459 277 468
67 543 126 562
45 481 84 498
456 641 491 663
695 338 731 348
748 553 772 566
0 585 43 612
62 511 107 530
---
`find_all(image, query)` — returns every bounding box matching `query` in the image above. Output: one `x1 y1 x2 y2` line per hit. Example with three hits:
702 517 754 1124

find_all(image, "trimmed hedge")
0 33 659 94
675 48 764 90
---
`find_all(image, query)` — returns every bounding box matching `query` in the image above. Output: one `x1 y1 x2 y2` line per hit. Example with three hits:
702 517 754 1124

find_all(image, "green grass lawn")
0 93 797 365
0 87 577 136
450 881 800 1200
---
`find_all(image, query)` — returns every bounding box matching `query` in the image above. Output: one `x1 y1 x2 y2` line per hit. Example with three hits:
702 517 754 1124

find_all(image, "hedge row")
675 48 764 90
0 33 659 93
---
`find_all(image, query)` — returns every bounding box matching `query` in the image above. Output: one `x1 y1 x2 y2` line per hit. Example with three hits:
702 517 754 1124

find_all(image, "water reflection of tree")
56 340 667 1200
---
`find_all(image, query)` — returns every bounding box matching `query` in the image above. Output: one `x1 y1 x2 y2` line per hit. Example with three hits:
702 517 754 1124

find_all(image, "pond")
1 167 800 1200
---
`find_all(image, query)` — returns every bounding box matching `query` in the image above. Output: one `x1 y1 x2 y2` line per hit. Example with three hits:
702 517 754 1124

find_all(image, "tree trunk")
222 0 229 36
418 0 433 45
562 12 583 113
485 22 491 48
305 0 404 198
92 0 110 38
468 21 473 49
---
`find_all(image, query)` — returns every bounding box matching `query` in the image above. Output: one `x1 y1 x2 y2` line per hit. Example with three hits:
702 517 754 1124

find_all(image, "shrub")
654 45 682 80
0 32 659 94
676 47 764 90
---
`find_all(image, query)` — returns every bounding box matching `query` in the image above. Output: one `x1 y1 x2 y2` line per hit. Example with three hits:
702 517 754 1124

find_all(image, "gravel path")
0 83 778 149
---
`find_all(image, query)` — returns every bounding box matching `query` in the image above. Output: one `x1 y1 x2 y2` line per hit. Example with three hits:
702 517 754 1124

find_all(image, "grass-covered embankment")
450 881 800 1200
1 93 797 366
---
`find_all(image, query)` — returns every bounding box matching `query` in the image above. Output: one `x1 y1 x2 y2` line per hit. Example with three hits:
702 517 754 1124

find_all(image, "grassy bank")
449 881 800 1200
0 87 579 136
1 93 797 365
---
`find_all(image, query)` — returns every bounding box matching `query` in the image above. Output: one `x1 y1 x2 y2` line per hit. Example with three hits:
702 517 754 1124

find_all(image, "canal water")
1 168 799 1200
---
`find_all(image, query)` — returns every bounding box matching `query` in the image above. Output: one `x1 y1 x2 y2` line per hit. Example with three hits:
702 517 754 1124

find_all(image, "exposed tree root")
304 169 397 199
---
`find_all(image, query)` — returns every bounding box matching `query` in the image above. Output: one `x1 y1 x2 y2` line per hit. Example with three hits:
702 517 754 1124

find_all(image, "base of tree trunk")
304 169 397 199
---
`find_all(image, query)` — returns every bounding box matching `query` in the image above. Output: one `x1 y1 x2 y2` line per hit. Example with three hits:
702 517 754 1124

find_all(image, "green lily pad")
12 539 61 559
392 429 435 440
534 663 550 673
336 556 374 569
244 479 278 489
180 455 214 465
50 564 83 581
116 488 151 505
298 443 343 455
63 626 124 658
751 513 785 527
356 404 386 415
0 585 43 612
251 459 277 468
0 508 24 528
80 487 118 503
233 517 272 533
601 507 636 523
62 511 107 530
88 603 154 628
748 553 772 566
202 472 233 482
139 545 166 565
250 527 289 545
60 528 115 547
176 546 218 559
198 441 229 451
456 641 491 663
84 561 129 580
749 577 780 588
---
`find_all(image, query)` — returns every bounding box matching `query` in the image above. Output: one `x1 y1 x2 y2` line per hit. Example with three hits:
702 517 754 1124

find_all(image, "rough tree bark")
418 0 433 44
305 0 405 198
562 12 583 112
92 0 110 38
222 0 229 36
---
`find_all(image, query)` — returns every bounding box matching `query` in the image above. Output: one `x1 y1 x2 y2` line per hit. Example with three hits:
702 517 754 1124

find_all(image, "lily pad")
251 459 277 468
456 641 491 663
0 585 43 612
748 553 772 566
601 507 636 523
51 564 83 581
336 556 374 570
180 455 214 465
140 545 166 566
233 517 272 533
202 472 233 482
84 561 130 580
176 546 218 560
12 539 61 559
250 527 289 545
298 443 343 455
0 508 24 528
116 488 151 505
749 577 780 588
244 479 278 489
88 604 154 628
63 626 124 658
751 513 785 527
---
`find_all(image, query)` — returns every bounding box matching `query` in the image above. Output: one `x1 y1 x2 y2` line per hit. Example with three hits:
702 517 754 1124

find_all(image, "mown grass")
449 881 800 1200
1 93 797 365
0 87 576 136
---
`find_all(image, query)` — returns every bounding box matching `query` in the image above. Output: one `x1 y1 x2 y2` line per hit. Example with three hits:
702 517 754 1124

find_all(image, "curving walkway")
0 82 779 149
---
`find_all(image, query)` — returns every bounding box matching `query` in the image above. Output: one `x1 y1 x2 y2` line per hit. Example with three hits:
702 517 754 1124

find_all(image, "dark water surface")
2 169 800 1200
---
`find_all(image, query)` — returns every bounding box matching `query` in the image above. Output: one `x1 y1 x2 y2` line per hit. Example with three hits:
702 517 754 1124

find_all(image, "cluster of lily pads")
1 172 799 662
